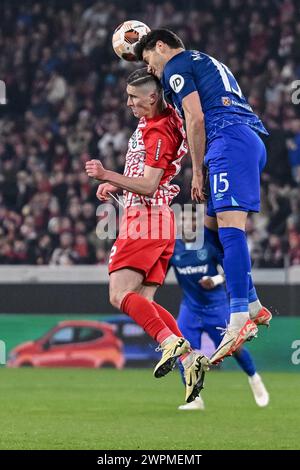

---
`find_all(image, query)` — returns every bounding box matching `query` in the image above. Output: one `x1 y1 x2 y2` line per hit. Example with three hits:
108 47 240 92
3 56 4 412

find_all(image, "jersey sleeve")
143 126 176 170
165 56 197 102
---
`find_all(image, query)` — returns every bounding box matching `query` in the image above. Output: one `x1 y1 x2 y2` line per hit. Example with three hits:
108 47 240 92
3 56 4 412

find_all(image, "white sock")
161 334 179 348
249 372 260 383
249 299 263 318
230 312 249 329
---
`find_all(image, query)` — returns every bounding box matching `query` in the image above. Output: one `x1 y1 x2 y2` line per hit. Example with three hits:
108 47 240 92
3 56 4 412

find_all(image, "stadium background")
0 0 299 451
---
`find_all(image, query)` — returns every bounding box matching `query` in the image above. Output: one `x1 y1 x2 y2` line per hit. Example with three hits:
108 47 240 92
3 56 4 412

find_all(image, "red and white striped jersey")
123 105 188 207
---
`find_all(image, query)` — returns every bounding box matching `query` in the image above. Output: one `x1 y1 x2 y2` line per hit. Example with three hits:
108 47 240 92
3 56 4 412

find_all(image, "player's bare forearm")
85 159 163 197
182 92 206 202
185 116 206 174
101 170 156 196
182 91 206 173
185 117 206 201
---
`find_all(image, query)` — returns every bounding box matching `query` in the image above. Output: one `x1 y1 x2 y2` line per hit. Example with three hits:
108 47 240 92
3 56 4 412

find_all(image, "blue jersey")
162 50 268 143
169 239 228 315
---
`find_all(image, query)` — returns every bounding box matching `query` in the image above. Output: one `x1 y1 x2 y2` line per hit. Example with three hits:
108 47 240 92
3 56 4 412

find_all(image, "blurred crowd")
0 0 300 267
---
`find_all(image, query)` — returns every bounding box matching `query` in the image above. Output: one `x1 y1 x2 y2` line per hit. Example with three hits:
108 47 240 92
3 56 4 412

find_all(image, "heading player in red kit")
86 68 209 403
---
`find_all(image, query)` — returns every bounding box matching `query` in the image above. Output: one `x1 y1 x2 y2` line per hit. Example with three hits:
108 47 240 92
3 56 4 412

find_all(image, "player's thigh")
206 125 265 214
216 209 248 230
109 268 144 301
204 213 218 231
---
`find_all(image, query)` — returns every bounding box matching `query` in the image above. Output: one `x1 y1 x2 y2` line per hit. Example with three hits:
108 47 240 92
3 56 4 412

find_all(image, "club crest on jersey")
129 129 144 152
170 74 185 93
197 249 208 261
222 96 232 106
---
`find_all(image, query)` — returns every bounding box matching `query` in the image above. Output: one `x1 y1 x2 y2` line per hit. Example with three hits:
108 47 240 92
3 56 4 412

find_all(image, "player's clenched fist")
96 183 118 201
85 159 106 180
199 276 215 290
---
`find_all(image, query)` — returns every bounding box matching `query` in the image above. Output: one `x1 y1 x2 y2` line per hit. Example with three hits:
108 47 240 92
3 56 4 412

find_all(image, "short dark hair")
127 67 161 89
134 29 185 61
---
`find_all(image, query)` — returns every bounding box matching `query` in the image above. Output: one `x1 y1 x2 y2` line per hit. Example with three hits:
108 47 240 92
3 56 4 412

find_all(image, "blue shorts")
177 303 229 350
204 124 267 217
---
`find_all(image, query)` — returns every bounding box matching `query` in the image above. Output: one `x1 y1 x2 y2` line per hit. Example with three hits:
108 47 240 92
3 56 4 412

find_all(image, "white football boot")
178 395 205 411
248 373 270 407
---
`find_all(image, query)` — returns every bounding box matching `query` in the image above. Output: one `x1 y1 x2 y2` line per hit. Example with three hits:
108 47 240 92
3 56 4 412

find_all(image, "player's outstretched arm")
85 159 163 197
182 91 206 203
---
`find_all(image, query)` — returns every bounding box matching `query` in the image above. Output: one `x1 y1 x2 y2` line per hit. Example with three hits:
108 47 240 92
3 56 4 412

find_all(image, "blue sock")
234 348 256 377
205 225 258 305
248 279 258 303
218 227 250 315
177 359 186 385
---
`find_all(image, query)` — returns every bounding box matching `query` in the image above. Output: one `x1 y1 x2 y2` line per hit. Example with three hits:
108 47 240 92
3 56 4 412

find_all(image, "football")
112 20 150 61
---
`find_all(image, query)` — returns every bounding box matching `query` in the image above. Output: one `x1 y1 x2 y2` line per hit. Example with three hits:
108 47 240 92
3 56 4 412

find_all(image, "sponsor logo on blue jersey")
170 240 228 312
176 264 208 275
169 74 185 93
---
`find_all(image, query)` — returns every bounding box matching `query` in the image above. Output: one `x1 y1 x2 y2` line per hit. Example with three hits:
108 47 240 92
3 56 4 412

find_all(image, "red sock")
121 292 173 343
152 301 183 337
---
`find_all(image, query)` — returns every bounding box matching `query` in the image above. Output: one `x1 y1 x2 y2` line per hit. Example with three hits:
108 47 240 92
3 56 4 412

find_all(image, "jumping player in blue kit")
135 30 272 364
169 208 269 410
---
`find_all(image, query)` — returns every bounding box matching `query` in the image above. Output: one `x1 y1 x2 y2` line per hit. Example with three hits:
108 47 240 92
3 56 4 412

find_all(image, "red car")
7 320 125 369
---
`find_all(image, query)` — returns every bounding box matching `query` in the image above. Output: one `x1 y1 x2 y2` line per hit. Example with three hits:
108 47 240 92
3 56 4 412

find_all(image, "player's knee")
138 284 158 302
109 288 123 310
144 293 154 302
110 287 134 310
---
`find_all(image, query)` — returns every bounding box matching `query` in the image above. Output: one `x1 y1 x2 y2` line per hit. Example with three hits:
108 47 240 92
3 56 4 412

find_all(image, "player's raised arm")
182 92 206 203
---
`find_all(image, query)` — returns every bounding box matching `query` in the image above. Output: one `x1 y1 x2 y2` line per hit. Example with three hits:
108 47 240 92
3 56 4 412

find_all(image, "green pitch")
0 368 299 450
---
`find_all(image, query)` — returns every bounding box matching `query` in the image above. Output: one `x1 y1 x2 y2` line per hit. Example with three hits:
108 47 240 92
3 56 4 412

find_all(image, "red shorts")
108 205 175 285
